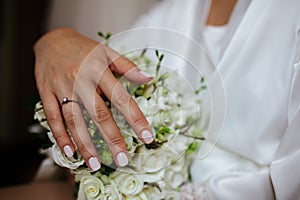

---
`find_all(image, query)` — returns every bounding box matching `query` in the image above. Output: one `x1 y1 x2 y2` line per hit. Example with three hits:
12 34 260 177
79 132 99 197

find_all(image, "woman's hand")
34 28 154 171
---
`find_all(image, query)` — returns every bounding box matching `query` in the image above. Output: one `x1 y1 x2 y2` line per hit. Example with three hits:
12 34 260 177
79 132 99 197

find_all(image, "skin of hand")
34 28 154 171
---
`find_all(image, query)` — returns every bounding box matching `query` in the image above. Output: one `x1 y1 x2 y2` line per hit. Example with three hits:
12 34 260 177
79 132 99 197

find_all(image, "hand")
34 28 154 171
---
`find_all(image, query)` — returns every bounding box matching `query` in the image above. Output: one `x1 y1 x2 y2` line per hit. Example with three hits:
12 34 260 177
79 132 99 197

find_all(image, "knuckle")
47 112 61 125
77 143 93 156
54 133 67 146
133 117 148 127
107 137 124 147
114 92 131 106
64 113 82 128
123 58 135 70
94 108 111 123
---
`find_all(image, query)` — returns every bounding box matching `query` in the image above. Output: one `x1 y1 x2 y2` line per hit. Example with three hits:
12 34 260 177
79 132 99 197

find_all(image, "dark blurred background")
0 0 159 188
0 0 50 187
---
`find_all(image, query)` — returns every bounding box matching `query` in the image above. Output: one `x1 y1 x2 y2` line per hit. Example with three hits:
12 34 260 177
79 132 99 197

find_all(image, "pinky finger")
41 93 75 158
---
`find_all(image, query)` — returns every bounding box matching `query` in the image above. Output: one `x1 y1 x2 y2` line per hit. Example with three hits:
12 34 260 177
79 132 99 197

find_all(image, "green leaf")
159 54 164 62
99 164 115 176
106 32 111 39
155 50 159 58
98 31 104 38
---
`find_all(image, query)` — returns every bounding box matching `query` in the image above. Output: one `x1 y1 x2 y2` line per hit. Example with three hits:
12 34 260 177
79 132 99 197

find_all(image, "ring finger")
77 81 129 167
60 92 101 171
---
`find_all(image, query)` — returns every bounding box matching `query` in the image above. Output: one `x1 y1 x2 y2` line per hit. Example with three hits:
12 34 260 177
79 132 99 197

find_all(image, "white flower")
131 146 173 173
49 143 84 169
34 101 50 130
180 183 209 200
78 176 105 200
125 187 164 200
111 168 144 196
123 134 139 155
165 190 181 200
124 192 148 200
135 96 153 115
164 156 189 189
131 134 191 174
102 185 122 200
142 186 165 199
47 131 57 144
100 174 110 185
165 134 192 157
45 132 84 169
72 169 92 182
33 50 205 200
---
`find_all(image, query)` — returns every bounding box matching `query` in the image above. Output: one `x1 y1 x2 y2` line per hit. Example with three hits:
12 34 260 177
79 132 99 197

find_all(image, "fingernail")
141 130 153 144
117 152 128 167
88 157 101 171
63 145 73 158
139 70 152 78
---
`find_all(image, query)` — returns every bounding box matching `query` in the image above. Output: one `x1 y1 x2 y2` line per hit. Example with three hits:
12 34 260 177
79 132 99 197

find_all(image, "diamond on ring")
61 97 83 107
62 97 69 105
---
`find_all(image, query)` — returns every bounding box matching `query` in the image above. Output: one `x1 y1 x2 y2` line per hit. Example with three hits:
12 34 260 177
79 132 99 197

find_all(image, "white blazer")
124 0 300 199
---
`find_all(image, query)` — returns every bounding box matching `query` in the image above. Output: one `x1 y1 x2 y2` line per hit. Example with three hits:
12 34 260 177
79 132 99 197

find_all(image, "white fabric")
202 25 228 63
130 0 300 199
202 0 251 64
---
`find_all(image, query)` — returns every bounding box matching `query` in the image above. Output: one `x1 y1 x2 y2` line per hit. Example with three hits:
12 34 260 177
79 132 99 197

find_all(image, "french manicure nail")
117 152 128 167
88 157 101 171
63 145 73 158
141 130 153 144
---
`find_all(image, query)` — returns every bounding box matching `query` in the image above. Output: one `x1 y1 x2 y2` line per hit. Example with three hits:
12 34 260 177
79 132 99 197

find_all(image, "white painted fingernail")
117 152 128 167
88 157 101 171
141 130 153 144
139 70 152 78
63 145 73 158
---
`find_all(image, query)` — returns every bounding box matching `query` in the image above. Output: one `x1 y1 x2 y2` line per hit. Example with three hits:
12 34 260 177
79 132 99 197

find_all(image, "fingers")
96 66 154 144
39 91 75 158
36 40 154 171
103 46 153 84
77 81 129 167
61 97 101 171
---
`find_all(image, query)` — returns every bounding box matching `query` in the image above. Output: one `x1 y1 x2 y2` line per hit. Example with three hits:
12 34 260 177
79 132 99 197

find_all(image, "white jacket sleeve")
270 63 300 200
182 63 300 200
203 107 300 200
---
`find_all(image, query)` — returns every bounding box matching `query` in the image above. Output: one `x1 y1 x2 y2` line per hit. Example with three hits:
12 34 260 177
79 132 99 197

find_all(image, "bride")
34 0 300 199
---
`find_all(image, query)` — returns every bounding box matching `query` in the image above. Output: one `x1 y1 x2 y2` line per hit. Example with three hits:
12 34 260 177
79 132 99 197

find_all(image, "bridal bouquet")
34 44 206 199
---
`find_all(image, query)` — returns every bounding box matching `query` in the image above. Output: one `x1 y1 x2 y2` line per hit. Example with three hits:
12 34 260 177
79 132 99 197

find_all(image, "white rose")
50 143 84 169
71 169 92 182
124 192 147 200
165 134 192 157
164 156 189 189
34 102 50 130
123 134 139 155
165 190 181 200
142 186 165 199
125 187 164 200
47 131 57 144
132 146 173 173
102 185 122 200
78 176 105 200
111 168 144 196
45 132 84 169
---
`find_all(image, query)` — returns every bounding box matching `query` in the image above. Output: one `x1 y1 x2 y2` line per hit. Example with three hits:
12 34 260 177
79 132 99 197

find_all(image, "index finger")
104 46 153 84
97 66 154 144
